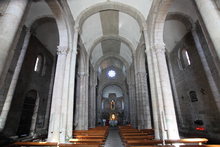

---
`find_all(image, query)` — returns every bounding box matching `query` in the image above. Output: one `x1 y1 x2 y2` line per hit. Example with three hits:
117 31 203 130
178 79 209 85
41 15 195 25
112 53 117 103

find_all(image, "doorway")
16 90 38 137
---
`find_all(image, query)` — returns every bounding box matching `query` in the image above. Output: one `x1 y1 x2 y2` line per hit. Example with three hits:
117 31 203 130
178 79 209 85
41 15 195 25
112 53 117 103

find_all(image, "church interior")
0 0 220 146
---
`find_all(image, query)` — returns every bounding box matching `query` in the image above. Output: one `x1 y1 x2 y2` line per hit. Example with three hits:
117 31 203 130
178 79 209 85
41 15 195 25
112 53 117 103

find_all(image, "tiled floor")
104 127 124 147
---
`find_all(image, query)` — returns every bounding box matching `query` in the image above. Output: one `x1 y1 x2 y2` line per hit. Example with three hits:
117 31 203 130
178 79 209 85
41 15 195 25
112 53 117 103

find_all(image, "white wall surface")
81 13 103 52
119 12 141 50
164 20 188 52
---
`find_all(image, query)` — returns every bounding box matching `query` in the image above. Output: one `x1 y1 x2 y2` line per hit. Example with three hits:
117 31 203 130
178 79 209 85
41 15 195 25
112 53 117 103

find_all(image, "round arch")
100 82 126 97
75 1 146 30
29 16 56 32
45 0 71 48
166 12 193 31
89 35 135 57
148 0 173 46
102 84 123 98
94 54 130 71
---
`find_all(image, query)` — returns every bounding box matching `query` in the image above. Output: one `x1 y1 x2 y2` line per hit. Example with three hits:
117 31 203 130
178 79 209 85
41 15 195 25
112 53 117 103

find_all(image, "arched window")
178 48 191 69
34 54 43 73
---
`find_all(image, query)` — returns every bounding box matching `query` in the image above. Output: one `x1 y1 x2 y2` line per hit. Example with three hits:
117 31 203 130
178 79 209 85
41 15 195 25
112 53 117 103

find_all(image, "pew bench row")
11 126 109 147
118 125 208 147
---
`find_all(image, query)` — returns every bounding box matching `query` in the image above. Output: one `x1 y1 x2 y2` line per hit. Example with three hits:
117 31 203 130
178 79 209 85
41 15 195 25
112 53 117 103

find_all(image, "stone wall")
0 26 27 114
168 32 220 141
3 36 54 136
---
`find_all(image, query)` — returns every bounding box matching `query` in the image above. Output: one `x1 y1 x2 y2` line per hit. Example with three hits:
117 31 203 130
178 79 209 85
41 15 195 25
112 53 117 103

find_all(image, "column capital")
151 43 166 54
74 26 80 33
136 71 148 77
142 23 148 32
57 46 69 55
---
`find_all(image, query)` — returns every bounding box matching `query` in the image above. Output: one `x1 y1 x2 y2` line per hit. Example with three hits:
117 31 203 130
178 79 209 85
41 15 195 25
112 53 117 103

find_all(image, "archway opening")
17 90 38 137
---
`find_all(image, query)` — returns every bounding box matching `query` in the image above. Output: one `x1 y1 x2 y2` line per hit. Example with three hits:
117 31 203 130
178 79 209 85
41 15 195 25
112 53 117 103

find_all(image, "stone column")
76 73 89 130
128 82 136 127
89 69 97 128
136 72 152 129
66 29 78 139
154 43 179 139
47 46 68 142
59 47 71 142
145 48 160 139
89 84 97 128
143 29 160 139
195 0 220 63
0 0 29 85
134 69 142 129
58 29 78 142
192 28 220 112
0 28 31 131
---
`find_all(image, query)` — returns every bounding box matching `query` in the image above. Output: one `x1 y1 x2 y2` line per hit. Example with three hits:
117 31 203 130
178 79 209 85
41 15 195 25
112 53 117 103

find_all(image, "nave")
10 125 217 147
1 0 220 146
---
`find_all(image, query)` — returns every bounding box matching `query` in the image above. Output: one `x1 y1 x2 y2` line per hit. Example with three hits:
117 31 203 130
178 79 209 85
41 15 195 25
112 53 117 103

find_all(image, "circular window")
108 70 116 78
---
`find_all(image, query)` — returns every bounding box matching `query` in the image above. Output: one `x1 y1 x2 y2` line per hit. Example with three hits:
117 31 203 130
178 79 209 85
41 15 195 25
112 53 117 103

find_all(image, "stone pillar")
145 48 160 139
89 84 97 128
154 43 179 139
136 72 152 129
47 46 68 142
192 28 220 112
143 29 160 139
89 68 97 128
66 29 78 139
76 73 89 130
135 70 142 129
0 0 29 85
128 81 136 127
195 0 220 62
0 28 31 131
57 29 78 142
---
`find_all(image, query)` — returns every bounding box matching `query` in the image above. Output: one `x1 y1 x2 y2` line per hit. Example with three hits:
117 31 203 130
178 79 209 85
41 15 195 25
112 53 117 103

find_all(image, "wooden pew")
165 138 208 145
69 138 104 142
124 139 163 147
125 138 208 146
73 135 105 139
59 144 101 147
122 135 154 140
11 142 58 146
70 126 109 146
12 142 102 147
121 132 150 136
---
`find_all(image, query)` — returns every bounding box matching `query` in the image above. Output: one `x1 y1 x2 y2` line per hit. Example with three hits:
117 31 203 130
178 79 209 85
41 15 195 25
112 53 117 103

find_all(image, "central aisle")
104 127 124 147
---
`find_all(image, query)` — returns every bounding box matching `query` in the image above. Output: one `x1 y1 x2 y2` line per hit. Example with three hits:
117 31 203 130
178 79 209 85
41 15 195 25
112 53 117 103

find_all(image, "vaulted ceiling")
67 0 153 71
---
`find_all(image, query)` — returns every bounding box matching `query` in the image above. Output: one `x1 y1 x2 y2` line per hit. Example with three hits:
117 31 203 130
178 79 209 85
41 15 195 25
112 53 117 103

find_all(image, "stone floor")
104 127 124 147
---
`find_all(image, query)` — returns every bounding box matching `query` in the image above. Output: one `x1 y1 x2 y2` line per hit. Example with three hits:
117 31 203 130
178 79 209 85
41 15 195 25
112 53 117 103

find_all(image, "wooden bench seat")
73 135 106 139
73 132 106 135
69 138 104 145
165 138 208 144
124 139 163 147
122 135 154 140
121 133 150 136
12 142 58 146
124 138 208 147
59 144 101 147
69 138 104 142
